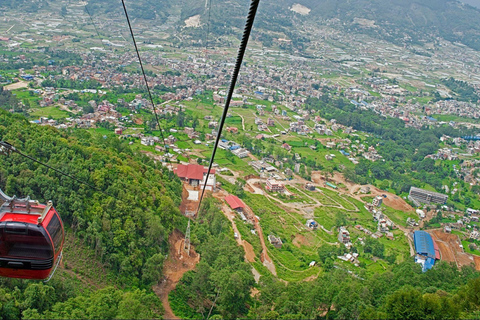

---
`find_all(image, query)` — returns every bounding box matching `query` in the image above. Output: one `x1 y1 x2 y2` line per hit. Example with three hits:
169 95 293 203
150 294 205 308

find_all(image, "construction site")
429 229 480 270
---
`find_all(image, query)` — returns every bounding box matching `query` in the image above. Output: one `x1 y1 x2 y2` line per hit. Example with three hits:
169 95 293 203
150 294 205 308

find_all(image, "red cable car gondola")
0 189 64 280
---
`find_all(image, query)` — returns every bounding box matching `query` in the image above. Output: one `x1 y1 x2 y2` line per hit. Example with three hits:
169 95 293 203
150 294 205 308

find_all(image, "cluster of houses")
427 147 459 161
338 252 360 265
431 100 480 120
361 196 397 239
441 208 480 234
218 139 250 159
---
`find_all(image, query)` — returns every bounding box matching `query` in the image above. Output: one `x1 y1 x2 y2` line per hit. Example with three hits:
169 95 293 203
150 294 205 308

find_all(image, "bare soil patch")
430 230 475 268
153 229 200 320
243 240 256 262
361 186 413 212
303 274 319 282
290 3 311 15
474 255 480 271
3 81 28 90
293 234 309 248
245 183 255 193
434 237 456 263
179 185 199 216
184 15 201 28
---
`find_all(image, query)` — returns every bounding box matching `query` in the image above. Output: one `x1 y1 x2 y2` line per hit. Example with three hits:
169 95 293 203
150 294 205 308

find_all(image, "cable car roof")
0 189 54 226
0 213 44 225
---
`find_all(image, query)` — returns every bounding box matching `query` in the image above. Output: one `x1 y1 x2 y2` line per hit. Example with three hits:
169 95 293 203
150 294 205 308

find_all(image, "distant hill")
2 0 480 51
460 0 480 8
299 0 480 50
176 0 480 51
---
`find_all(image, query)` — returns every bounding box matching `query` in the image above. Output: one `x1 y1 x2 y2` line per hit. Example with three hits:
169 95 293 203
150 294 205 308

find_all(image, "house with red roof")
225 195 246 212
175 164 216 190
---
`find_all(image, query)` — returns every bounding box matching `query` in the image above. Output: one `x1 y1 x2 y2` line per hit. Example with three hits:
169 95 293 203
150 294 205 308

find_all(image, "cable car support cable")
0 141 105 194
196 0 261 216
84 4 111 52
120 0 172 170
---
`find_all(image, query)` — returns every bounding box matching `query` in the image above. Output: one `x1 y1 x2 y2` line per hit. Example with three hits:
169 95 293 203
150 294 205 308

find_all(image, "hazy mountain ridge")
176 0 480 51
1 0 480 50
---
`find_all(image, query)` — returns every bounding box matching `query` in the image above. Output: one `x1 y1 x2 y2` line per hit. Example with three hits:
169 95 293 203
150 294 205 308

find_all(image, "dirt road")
254 215 277 276
234 112 246 131
217 192 277 276
153 230 200 320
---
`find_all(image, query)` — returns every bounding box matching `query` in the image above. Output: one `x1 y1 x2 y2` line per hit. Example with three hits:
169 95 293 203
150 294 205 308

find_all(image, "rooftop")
175 164 215 181
225 195 246 210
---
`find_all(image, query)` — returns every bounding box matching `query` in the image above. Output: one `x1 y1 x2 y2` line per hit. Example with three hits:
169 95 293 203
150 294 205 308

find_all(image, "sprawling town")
2 0 480 318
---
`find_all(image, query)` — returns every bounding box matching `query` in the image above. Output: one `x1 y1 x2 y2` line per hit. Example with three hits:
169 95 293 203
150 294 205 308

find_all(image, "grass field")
431 114 480 124
202 148 256 175
382 206 417 228
225 116 242 125
302 188 340 206
30 106 71 119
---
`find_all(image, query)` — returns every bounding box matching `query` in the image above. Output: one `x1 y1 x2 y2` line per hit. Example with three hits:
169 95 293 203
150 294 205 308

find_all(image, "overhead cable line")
205 0 214 52
120 0 172 169
196 0 261 215
0 141 105 194
84 4 111 52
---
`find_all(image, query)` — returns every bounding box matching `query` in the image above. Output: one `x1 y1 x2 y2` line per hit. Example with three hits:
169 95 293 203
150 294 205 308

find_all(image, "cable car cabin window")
0 223 53 259
46 213 62 253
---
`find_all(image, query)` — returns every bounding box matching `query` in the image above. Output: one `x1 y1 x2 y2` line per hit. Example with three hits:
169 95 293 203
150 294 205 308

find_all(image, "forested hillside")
0 108 184 318
247 261 480 319
170 198 255 319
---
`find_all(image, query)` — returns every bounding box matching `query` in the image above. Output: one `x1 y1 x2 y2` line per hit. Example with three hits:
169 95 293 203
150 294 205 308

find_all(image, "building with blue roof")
414 230 438 272
21 75 34 81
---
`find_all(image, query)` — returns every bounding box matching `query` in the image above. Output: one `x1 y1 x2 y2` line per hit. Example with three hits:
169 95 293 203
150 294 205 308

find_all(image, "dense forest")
0 112 184 286
170 198 255 319
0 109 184 318
441 77 480 103
0 87 19 111
247 261 480 319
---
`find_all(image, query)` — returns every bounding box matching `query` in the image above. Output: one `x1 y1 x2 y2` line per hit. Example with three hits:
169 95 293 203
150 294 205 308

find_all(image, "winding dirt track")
153 230 200 320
